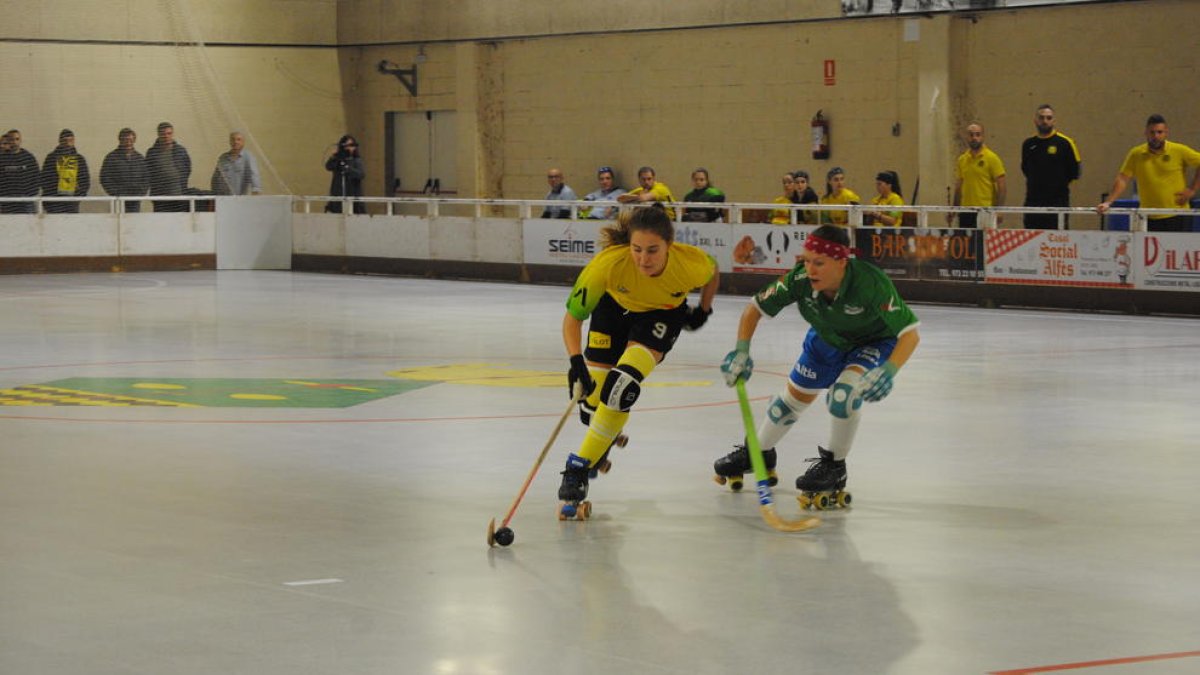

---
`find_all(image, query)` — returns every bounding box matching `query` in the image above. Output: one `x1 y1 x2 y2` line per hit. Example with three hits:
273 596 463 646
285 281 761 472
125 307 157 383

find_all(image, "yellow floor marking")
386 363 711 389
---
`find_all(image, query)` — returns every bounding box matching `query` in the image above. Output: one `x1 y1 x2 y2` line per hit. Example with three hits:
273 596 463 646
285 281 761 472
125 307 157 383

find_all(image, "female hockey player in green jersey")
714 224 919 509
560 204 720 519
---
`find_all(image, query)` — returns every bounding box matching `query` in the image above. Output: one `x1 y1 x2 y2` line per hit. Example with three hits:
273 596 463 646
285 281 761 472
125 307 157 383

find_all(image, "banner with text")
984 230 1135 288
855 227 984 282
1137 233 1200 292
522 220 735 270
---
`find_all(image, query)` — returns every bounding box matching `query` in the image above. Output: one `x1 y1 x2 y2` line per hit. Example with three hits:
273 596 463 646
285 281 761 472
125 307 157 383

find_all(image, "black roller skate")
712 443 778 492
795 447 851 510
558 458 592 520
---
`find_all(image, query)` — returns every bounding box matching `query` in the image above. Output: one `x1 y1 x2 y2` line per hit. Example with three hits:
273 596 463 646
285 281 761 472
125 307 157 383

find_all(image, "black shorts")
583 293 686 366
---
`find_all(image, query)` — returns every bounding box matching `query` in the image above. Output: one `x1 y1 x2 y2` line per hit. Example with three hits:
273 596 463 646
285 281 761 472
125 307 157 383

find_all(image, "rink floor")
1 271 1198 675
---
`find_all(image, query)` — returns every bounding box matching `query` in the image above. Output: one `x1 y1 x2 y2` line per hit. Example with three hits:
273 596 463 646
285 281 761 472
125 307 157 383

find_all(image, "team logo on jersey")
843 305 864 315
617 285 630 294
1047 146 1058 155
881 296 901 312
670 291 684 298
757 281 783 302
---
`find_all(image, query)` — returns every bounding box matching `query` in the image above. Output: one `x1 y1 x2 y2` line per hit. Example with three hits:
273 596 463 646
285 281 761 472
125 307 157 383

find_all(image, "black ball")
494 527 515 547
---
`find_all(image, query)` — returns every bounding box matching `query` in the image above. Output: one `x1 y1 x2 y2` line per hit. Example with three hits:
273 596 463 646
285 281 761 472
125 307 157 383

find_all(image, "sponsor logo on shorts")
588 332 612 349
795 364 818 380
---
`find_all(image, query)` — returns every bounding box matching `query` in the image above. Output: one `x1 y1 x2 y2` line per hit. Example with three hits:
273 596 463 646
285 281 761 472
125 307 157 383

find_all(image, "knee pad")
601 364 644 412
578 400 596 426
766 395 800 427
826 371 864 419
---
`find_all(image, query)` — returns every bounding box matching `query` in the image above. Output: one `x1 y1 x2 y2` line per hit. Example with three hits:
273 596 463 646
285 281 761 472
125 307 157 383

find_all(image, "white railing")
2 195 1194 232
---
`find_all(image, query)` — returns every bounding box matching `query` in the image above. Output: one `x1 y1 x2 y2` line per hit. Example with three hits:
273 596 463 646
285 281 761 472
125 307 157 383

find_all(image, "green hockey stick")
735 379 821 533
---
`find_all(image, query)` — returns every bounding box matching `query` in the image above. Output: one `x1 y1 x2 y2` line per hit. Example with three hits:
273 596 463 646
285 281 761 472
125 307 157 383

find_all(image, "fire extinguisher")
811 110 830 160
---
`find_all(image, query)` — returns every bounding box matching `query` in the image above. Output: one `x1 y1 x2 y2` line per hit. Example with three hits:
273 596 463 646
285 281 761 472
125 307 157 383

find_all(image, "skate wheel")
837 491 852 508
578 501 592 520
767 470 778 488
729 478 743 492
713 475 728 487
614 434 629 448
812 493 830 510
798 493 812 510
559 502 577 520
596 459 612 474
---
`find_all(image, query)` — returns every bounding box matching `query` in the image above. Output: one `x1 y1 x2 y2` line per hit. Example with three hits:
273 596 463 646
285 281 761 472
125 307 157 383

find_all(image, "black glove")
682 304 712 331
567 354 595 399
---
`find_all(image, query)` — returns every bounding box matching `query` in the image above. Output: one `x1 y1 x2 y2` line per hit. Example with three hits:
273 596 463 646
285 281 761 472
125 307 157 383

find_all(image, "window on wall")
386 111 457 196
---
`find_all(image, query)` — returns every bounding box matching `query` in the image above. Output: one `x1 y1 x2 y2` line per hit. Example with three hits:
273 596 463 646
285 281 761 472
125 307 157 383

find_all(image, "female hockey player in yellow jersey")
559 203 720 519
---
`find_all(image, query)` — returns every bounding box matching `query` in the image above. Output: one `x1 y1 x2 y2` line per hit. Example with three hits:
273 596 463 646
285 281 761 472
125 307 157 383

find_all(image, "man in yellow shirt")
618 166 676 219
1097 114 1200 232
950 123 1006 228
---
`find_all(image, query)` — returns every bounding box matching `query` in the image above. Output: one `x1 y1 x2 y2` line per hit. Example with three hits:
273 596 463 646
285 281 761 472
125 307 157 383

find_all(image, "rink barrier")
1 195 1197 315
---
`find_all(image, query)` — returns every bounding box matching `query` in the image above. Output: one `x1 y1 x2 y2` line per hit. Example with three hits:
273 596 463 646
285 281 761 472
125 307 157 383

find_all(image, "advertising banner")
730 224 818 275
1136 233 1200 292
855 227 983 281
984 230 1135 288
673 222 735 272
522 219 604 267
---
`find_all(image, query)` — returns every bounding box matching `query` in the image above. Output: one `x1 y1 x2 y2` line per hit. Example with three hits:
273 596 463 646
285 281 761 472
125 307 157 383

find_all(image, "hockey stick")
735 379 821 533
487 387 582 547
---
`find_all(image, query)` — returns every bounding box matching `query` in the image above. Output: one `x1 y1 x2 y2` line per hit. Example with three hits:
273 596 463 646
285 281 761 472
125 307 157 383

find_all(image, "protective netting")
0 0 291 213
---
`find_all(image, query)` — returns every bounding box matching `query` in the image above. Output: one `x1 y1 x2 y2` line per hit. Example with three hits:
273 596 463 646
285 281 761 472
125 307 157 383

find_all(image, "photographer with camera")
325 134 365 214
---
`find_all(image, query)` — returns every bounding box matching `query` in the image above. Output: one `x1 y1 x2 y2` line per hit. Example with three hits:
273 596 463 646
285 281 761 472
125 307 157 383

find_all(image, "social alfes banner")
1137 233 1200 292
854 227 983 282
984 230 1135 288
730 224 818 274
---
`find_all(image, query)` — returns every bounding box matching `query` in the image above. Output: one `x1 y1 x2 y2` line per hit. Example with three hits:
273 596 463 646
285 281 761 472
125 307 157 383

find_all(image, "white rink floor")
1 271 1199 675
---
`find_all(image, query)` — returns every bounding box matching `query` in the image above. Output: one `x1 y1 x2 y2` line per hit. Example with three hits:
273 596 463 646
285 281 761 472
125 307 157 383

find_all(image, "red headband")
804 235 852 260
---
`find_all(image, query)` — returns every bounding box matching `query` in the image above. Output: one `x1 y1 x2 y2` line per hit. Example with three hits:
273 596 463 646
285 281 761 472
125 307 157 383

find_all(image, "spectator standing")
681 168 726 222
950 122 1006 228
865 170 904 227
581 166 625 220
1097 114 1200 233
618 166 677 218
100 128 148 213
0 129 40 213
145 122 192 212
325 134 365 214
211 131 262 196
40 129 91 214
541 168 577 219
819 167 861 226
1021 104 1081 230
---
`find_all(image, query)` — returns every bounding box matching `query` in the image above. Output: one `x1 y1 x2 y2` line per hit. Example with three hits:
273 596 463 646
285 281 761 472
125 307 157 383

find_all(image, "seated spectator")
770 172 799 224
581 166 624 220
41 129 91 214
819 166 861 225
792 169 820 224
771 171 820 224
618 166 677 218
541 168 577 219
681 168 726 222
865 170 904 227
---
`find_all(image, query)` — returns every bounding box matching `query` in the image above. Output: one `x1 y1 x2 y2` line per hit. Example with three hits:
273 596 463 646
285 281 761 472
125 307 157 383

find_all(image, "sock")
757 388 811 449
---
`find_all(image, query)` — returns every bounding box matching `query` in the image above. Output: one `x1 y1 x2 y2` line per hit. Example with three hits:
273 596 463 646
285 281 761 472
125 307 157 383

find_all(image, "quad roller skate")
795 447 851 510
712 443 778 492
589 434 629 478
557 462 592 521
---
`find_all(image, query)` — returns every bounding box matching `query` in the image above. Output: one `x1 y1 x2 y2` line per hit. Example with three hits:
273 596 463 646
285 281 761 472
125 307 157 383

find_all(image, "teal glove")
860 361 899 402
721 340 753 387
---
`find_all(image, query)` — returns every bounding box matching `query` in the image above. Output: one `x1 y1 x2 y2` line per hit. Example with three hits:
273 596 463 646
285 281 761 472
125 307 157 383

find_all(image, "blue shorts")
788 328 896 392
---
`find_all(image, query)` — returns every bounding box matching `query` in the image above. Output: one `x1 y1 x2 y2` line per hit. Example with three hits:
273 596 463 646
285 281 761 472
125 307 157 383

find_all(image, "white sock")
757 388 810 449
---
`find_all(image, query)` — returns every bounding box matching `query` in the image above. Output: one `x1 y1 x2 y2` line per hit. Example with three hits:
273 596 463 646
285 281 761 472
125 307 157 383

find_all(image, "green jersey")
753 258 918 351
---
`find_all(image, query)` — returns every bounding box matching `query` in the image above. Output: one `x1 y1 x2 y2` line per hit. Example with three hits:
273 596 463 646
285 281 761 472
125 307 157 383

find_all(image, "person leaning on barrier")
40 129 91 214
950 122 1006 228
211 131 261 196
865 170 904 227
819 166 861 226
681 167 726 222
1097 114 1200 233
581 166 625 220
0 129 40 214
145 122 192 213
1021 104 1080 230
100 128 148 213
541 167 577 219
618 166 677 219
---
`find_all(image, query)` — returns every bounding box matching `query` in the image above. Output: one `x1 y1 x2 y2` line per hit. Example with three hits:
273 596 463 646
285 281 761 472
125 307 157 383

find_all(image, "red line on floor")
989 649 1200 674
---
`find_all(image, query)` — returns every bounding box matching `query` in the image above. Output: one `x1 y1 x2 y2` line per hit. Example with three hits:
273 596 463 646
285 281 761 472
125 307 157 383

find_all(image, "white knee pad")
826 369 865 420
757 388 810 450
